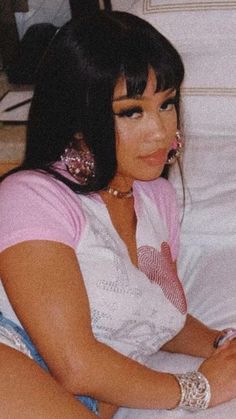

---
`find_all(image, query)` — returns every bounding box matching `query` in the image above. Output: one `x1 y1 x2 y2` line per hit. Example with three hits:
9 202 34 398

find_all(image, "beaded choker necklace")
105 186 133 199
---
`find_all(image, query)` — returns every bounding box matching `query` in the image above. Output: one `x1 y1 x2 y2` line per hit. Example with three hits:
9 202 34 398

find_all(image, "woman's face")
112 67 178 189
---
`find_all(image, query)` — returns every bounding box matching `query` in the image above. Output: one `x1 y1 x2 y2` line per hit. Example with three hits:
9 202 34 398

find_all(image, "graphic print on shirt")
138 242 187 314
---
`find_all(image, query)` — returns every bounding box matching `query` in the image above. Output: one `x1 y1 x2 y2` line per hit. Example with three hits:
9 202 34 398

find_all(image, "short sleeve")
0 171 85 253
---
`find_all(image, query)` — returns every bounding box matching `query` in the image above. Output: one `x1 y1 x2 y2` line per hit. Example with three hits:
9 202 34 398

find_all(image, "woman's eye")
114 106 143 119
160 98 177 112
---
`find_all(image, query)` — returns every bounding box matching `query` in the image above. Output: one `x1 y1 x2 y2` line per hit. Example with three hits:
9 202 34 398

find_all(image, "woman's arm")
162 261 219 358
0 240 180 410
0 343 97 419
162 314 219 358
1 241 236 410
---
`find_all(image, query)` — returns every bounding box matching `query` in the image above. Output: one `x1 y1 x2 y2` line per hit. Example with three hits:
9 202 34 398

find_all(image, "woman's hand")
199 341 236 407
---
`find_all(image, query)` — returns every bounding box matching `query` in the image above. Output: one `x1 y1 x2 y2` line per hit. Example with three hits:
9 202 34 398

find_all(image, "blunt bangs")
117 31 184 98
69 11 184 101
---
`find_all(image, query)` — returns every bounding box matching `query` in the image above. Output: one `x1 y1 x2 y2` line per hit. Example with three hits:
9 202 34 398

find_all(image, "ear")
73 132 88 152
73 132 83 141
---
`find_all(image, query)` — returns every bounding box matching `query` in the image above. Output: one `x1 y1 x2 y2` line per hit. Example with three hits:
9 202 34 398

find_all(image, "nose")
145 113 168 146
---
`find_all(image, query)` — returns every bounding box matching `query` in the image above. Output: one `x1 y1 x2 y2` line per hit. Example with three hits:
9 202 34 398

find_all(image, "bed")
111 1 236 417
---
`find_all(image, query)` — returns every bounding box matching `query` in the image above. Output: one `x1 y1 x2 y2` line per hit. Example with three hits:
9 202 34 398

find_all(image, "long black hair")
3 11 184 192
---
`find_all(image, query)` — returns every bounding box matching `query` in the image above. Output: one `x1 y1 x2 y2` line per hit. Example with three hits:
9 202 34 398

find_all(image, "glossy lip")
139 148 167 166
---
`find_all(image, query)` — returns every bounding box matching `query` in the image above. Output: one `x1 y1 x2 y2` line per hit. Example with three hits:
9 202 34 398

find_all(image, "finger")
213 341 231 354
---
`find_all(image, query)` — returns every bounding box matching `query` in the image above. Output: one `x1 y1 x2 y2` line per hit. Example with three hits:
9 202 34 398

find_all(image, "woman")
1 11 236 419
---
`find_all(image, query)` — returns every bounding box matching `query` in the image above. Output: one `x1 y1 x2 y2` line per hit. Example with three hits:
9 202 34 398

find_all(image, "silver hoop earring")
166 130 184 165
61 142 95 185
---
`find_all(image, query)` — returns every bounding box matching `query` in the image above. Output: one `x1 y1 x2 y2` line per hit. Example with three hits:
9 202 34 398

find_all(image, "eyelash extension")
161 97 177 109
113 106 143 117
113 96 177 117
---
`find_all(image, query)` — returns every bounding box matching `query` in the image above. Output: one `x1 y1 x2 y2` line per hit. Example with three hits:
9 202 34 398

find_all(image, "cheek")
162 109 177 127
115 118 147 146
162 114 178 145
115 136 138 178
115 125 141 161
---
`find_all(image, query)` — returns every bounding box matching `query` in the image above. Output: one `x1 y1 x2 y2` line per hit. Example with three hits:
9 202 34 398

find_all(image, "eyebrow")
113 94 140 102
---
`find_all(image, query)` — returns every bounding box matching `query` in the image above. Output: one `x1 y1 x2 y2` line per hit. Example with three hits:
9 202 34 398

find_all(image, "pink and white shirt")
0 170 187 364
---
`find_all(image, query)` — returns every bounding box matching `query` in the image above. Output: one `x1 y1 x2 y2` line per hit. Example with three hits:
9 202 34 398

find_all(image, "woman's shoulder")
0 170 85 252
135 177 179 226
1 169 68 193
0 169 81 207
134 177 177 201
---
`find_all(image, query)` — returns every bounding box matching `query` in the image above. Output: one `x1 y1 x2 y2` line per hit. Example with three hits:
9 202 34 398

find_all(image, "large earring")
61 140 95 185
166 130 183 165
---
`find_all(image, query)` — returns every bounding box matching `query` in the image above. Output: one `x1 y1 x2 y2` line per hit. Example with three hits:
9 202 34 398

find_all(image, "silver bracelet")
174 371 211 411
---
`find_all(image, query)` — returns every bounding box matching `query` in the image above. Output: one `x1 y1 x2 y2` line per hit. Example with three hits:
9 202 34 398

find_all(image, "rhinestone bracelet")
174 371 211 411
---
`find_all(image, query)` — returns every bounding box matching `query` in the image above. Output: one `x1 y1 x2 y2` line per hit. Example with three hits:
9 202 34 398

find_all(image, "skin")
1 68 236 418
111 67 177 190
0 343 97 419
